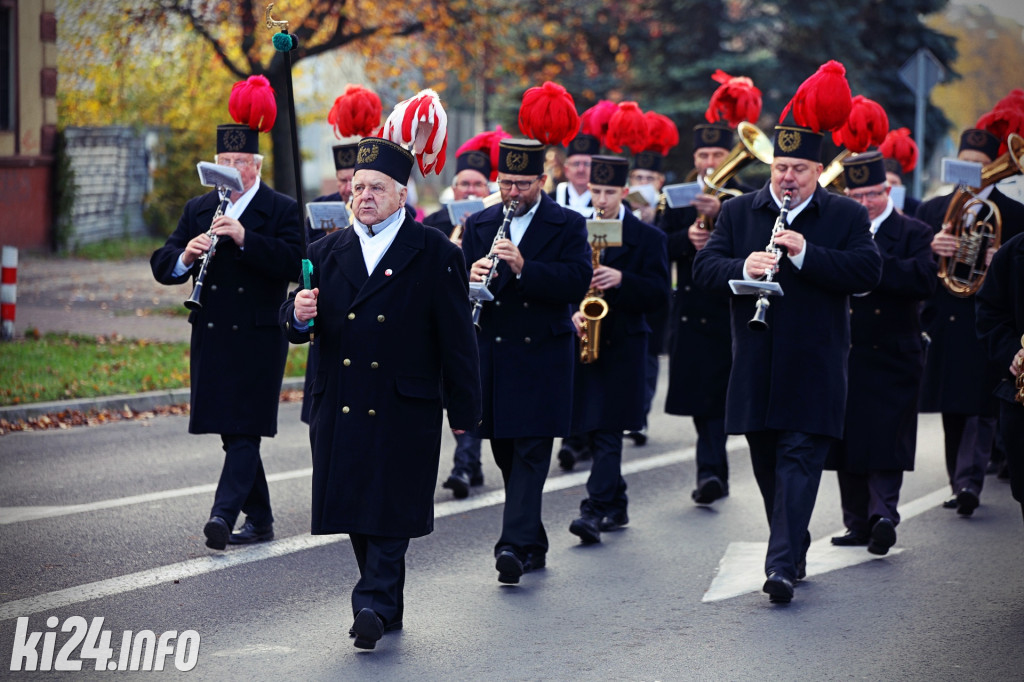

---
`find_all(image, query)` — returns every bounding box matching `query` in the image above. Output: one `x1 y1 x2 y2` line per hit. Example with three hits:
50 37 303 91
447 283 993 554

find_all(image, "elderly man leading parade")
283 137 481 650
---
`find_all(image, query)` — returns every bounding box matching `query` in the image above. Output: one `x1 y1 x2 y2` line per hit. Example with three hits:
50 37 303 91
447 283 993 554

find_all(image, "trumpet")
938 133 1024 297
470 199 519 329
184 188 230 311
749 190 793 331
578 207 610 364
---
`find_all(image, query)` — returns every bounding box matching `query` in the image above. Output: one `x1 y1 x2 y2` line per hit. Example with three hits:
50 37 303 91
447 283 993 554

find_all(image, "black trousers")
581 429 628 515
694 415 729 489
349 533 409 628
942 413 996 496
211 434 272 528
746 430 832 581
998 400 1024 521
491 436 553 559
836 470 904 537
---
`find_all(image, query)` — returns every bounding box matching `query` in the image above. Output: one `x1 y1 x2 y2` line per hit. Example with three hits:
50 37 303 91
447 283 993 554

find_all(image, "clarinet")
748 190 793 331
471 199 519 329
184 188 230 311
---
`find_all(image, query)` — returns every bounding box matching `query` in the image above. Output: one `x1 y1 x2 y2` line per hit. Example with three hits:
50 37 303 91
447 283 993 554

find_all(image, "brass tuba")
697 122 774 230
819 149 854 189
939 132 1024 298
579 209 610 364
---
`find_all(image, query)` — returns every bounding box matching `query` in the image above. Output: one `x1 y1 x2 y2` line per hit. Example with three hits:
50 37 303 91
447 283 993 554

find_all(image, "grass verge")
1 332 307 406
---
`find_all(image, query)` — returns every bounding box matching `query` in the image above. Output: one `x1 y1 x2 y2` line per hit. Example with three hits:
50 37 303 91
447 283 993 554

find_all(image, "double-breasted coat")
826 209 937 473
151 182 303 436
692 184 882 439
915 187 1024 414
461 192 592 439
282 217 481 538
570 211 670 434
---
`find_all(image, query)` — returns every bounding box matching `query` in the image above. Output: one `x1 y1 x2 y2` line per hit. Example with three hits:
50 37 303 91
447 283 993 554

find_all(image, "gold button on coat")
377 315 385 322
342 406 350 413
368 409 376 416
343 359 351 366
348 312 356 320
371 362 379 369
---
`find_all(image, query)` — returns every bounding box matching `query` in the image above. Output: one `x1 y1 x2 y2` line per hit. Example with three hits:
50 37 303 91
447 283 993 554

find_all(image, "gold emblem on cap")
701 128 722 145
966 130 989 147
357 143 379 164
505 150 528 173
592 162 614 185
847 165 870 186
337 148 356 167
777 129 802 154
223 129 247 152
468 152 486 168
571 138 589 152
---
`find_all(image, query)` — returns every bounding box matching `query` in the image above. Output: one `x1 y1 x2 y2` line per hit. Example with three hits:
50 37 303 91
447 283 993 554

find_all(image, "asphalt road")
1 375 1023 680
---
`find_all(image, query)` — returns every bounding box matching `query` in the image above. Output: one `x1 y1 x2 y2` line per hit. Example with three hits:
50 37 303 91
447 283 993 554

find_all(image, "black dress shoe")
796 558 807 582
624 428 648 446
867 517 897 555
599 509 629 532
352 608 384 650
942 495 958 509
442 472 471 499
349 620 402 638
496 549 524 584
203 516 231 550
956 488 979 516
228 519 274 545
830 530 869 546
523 552 546 573
763 572 794 604
569 514 602 544
691 476 725 505
469 471 484 486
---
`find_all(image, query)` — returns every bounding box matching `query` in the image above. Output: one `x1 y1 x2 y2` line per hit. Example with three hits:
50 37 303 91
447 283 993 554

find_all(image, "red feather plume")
605 102 649 155
642 112 679 155
977 90 1024 156
879 128 918 174
518 82 580 146
580 100 618 147
705 70 762 127
831 95 888 153
780 60 853 133
327 85 383 139
455 126 512 181
228 75 277 132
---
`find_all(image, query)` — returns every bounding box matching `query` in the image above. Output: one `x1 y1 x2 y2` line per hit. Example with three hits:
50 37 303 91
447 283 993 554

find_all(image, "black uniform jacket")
826 209 937 473
915 187 1024 413
660 179 752 416
692 184 882 439
461 192 592 438
571 211 670 433
282 216 482 538
422 207 456 238
151 182 303 436
976 231 1024 405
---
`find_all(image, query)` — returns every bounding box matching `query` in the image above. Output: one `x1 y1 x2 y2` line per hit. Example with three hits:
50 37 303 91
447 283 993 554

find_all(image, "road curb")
0 377 306 422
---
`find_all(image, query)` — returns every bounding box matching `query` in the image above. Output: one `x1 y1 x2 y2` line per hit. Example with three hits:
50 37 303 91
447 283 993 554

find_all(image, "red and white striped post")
1 246 17 340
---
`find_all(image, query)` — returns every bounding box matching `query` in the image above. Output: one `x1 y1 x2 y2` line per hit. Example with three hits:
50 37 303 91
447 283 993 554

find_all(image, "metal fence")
62 126 150 246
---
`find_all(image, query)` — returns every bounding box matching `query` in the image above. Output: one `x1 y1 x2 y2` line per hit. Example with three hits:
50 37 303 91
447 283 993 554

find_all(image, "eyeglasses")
217 157 253 168
848 189 887 201
455 181 489 190
497 179 539 191
565 160 592 169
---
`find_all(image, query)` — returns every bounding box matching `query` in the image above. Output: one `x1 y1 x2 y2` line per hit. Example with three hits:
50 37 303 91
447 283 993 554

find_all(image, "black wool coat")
976 231 1024 405
692 184 882 439
571 211 670 433
915 187 1024 414
826 209 937 473
151 182 303 436
461 192 592 438
282 216 481 538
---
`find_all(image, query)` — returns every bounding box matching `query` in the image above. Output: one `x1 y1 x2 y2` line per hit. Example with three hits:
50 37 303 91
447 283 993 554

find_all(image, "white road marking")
0 468 314 525
0 443 746 620
701 487 950 602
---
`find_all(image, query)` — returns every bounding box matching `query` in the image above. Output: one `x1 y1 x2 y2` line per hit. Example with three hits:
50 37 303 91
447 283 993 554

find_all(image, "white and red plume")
380 89 448 176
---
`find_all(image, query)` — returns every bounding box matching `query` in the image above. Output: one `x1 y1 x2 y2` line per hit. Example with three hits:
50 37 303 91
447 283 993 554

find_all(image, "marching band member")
283 135 481 650
151 80 304 551
826 151 937 555
693 61 882 604
916 123 1024 516
555 132 600 218
565 155 669 544
462 135 591 584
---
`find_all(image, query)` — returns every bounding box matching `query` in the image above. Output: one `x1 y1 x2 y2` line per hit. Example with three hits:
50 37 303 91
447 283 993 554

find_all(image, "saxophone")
578 208 610 364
